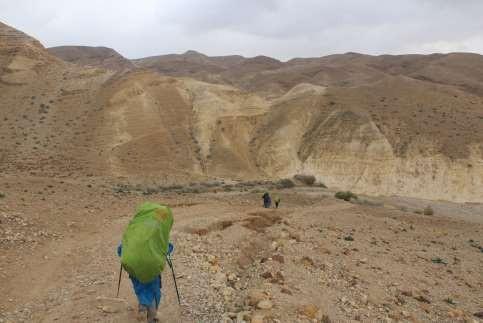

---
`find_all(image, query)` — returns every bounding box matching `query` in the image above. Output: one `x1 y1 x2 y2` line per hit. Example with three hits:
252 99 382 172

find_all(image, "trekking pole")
166 255 181 305
116 263 123 297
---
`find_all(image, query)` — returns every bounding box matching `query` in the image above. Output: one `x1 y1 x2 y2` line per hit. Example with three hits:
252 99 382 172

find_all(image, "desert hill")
134 50 483 97
1 21 483 202
48 45 134 71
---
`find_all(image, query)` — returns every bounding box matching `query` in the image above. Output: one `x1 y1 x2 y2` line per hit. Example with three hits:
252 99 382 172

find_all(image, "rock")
223 287 235 300
278 231 290 239
414 295 431 304
238 254 253 268
261 271 273 279
289 231 301 242
270 241 279 250
248 289 267 306
474 311 483 319
236 311 251 323
448 309 465 318
101 306 118 313
210 265 221 273
298 304 320 319
212 272 226 289
301 256 315 267
270 271 284 285
221 317 233 323
207 254 218 265
344 235 354 241
281 288 292 295
257 300 273 310
95 297 128 314
227 272 238 282
234 281 243 290
251 313 265 323
225 312 237 319
272 254 284 263
399 289 413 297
420 303 431 313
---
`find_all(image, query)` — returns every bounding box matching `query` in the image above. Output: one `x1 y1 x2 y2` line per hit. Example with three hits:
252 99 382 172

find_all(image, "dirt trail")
1 179 482 323
2 209 187 322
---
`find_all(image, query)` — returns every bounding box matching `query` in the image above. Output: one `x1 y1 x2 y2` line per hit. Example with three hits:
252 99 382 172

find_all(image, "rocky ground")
0 174 482 323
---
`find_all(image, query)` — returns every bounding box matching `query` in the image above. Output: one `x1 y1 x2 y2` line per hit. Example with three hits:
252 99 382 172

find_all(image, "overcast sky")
1 0 482 60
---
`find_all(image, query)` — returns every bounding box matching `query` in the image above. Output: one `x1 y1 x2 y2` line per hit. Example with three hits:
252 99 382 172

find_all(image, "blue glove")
168 242 174 256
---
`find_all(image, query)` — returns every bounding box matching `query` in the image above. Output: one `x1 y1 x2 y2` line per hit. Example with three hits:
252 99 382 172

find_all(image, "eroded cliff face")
252 84 483 203
299 122 483 203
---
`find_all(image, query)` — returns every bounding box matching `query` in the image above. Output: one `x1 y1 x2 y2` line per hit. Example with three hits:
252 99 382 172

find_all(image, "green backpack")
121 202 173 283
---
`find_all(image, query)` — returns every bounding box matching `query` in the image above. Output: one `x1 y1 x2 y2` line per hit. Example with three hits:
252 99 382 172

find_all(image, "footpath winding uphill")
0 176 482 323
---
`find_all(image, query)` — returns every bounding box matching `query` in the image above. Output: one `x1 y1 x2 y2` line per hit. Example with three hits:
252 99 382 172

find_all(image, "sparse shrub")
335 191 358 202
142 187 157 195
444 298 456 305
276 178 295 189
414 210 423 215
0 192 5 198
181 187 201 194
423 206 434 216
293 174 316 186
314 182 327 188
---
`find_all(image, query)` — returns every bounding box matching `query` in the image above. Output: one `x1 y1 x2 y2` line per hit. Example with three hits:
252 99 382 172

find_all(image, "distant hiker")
117 202 174 323
262 192 271 208
275 197 281 208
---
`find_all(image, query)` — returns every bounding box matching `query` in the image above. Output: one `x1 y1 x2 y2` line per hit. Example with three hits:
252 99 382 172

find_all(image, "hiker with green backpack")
117 202 175 323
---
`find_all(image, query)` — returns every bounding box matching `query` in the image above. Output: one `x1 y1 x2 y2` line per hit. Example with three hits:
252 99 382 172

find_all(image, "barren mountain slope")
48 46 135 72
94 72 269 181
0 22 119 177
1 21 483 202
132 50 228 84
134 50 483 98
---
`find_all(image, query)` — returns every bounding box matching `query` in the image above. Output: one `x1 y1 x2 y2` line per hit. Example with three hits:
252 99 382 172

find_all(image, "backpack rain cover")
121 202 173 283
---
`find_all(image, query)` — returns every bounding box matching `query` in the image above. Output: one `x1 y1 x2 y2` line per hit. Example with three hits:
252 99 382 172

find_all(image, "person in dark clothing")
275 197 281 208
262 192 272 208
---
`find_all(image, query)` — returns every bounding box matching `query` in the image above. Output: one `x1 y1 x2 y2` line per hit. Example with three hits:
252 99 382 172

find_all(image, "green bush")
293 174 316 186
423 206 434 216
277 178 295 189
335 191 358 201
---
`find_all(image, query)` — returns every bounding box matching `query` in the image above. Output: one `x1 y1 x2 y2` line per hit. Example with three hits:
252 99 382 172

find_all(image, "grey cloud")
0 0 481 60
